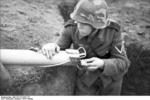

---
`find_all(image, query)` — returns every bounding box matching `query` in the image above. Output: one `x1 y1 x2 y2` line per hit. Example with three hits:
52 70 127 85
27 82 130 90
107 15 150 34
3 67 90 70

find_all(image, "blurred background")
0 0 150 95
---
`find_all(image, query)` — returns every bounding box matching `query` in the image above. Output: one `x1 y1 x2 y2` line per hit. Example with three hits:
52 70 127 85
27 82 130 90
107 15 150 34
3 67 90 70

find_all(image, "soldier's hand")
81 57 104 71
41 43 60 59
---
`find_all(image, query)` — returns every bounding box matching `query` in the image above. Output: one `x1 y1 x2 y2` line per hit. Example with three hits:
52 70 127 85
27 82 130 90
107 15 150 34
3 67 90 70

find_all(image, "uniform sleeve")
101 29 130 76
56 27 73 50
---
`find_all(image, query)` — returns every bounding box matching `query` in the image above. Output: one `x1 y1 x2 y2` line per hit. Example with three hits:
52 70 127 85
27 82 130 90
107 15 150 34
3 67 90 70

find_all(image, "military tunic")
56 20 130 95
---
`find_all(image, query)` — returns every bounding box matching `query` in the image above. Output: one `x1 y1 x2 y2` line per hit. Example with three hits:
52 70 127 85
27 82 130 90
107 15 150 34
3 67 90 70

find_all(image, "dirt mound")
0 0 63 49
122 43 150 95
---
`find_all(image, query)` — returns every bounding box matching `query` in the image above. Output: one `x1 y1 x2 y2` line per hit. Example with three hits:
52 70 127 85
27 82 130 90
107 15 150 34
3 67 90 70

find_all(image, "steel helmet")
70 0 108 29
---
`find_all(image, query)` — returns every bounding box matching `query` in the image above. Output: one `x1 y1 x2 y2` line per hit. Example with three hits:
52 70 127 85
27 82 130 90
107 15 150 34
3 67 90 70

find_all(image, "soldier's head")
70 0 108 36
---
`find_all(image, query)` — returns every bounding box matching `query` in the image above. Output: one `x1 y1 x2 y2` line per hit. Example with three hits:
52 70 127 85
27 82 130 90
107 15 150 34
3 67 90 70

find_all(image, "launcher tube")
0 49 71 67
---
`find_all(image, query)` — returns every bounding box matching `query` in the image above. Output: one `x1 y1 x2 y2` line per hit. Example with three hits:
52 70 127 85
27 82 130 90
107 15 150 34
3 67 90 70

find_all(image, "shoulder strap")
107 20 121 32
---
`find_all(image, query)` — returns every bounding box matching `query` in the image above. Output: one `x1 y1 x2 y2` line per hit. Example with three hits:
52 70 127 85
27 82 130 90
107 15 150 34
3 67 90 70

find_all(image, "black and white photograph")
0 0 150 98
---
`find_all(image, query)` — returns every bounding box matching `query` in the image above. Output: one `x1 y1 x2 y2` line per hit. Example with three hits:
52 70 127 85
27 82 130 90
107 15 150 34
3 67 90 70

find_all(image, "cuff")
101 59 117 76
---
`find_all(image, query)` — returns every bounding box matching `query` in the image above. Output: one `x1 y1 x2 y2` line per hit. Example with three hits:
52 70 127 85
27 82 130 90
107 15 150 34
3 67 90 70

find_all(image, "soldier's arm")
56 20 76 50
101 28 130 76
56 27 72 50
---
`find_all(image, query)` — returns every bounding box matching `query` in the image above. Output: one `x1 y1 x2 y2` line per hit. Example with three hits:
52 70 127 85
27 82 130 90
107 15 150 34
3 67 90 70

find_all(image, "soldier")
42 0 130 95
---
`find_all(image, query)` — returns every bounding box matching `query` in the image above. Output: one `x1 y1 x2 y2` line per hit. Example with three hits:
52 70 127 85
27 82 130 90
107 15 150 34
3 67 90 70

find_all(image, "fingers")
81 57 104 71
81 58 95 66
80 58 97 71
45 49 49 58
42 49 50 59
42 49 54 59
41 43 60 59
85 57 96 62
81 60 88 66
55 45 60 53
81 60 97 71
47 50 52 59
87 67 97 71
41 48 46 55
